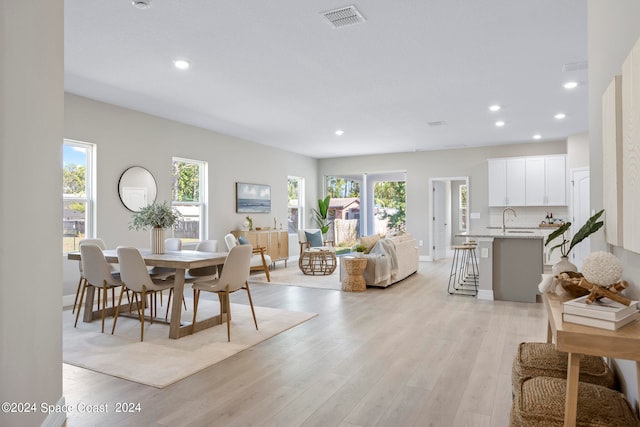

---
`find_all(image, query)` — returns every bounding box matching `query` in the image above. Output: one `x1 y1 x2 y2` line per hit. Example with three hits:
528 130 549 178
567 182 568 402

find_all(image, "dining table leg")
168 269 186 339
564 352 581 427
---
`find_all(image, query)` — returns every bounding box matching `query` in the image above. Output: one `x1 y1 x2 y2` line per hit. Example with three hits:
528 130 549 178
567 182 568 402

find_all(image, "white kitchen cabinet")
488 158 526 206
525 155 566 206
489 155 566 207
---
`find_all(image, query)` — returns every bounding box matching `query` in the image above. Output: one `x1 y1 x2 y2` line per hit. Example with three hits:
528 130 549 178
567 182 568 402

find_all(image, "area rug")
249 262 342 291
63 300 317 388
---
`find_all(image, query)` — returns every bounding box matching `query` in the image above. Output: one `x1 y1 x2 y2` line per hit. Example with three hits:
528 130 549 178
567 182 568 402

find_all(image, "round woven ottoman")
512 342 616 394
511 376 639 427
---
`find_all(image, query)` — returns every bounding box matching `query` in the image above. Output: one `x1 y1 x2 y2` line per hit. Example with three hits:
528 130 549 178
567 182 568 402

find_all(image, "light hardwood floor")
63 259 547 426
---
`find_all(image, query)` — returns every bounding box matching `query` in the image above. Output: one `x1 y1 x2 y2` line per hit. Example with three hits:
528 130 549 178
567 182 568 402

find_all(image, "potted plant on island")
312 195 332 240
545 209 604 275
129 201 181 254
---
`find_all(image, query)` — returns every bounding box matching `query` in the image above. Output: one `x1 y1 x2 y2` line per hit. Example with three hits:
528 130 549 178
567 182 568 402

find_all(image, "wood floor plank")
63 260 546 427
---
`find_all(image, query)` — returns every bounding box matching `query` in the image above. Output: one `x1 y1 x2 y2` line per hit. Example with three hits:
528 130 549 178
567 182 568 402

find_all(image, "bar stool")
447 244 479 296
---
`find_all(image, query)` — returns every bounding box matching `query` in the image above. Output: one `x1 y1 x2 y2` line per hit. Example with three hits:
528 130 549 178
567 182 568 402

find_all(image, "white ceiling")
64 0 588 159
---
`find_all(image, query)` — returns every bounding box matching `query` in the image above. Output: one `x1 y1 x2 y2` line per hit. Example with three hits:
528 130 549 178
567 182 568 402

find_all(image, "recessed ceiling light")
173 59 190 70
533 134 542 140
335 130 344 136
563 81 579 89
489 105 501 112
495 121 505 127
132 0 152 10
554 113 566 120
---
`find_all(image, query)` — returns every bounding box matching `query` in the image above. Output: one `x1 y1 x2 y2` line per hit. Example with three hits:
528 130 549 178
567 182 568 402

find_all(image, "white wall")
0 1 65 426
318 140 567 258
588 0 640 409
63 94 318 295
567 132 589 170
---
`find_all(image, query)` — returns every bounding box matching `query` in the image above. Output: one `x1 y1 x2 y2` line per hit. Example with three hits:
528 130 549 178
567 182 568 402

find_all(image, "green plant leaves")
544 209 604 258
312 196 331 234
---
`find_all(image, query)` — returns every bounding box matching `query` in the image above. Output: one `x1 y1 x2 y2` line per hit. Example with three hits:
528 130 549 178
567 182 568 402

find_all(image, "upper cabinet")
488 155 566 207
488 158 526 206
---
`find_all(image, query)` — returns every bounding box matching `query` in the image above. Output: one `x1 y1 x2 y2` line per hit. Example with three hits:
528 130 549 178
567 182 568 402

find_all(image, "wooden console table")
232 229 289 267
543 293 640 427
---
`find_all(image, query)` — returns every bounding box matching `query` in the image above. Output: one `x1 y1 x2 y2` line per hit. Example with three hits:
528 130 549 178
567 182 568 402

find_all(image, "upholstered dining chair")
148 237 183 279
164 239 220 319
113 246 176 342
73 238 116 314
75 244 123 333
224 233 271 282
191 244 257 341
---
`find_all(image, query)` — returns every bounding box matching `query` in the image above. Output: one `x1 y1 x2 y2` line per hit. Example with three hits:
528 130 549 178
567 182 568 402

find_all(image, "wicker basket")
511 376 640 426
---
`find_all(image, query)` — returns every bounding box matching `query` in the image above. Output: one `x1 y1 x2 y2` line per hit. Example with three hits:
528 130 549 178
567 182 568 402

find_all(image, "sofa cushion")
305 230 323 248
359 235 380 253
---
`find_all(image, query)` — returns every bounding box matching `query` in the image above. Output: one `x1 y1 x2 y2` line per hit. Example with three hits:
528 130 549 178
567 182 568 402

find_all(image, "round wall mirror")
118 166 158 212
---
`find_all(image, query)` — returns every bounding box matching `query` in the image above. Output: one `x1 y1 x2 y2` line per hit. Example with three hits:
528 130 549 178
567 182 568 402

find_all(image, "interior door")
432 181 447 260
571 169 590 270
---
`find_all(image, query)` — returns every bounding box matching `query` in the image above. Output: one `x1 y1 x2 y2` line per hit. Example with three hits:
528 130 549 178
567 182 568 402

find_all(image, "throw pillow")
359 234 380 253
305 230 323 248
238 236 249 245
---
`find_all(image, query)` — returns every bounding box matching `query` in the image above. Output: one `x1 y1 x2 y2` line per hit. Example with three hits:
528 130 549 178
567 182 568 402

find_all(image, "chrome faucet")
502 207 517 232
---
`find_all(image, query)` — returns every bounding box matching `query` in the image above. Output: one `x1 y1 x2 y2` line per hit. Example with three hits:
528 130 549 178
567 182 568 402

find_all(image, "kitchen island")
456 229 544 303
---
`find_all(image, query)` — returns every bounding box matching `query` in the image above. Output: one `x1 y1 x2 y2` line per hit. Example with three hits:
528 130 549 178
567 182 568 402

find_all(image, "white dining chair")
113 246 176 342
75 244 123 333
73 238 115 314
224 233 271 282
164 239 220 319
191 244 257 341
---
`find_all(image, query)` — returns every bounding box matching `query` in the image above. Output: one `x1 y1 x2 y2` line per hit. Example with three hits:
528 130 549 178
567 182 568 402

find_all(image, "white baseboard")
477 289 494 301
41 396 66 427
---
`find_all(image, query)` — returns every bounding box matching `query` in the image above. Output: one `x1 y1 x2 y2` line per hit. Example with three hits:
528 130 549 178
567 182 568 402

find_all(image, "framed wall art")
236 182 271 213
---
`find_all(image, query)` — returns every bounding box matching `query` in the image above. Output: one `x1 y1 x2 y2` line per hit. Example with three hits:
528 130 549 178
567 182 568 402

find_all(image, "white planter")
552 256 577 275
151 227 165 254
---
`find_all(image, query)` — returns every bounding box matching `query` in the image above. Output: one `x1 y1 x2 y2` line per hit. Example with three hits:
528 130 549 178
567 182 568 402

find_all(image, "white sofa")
340 234 419 287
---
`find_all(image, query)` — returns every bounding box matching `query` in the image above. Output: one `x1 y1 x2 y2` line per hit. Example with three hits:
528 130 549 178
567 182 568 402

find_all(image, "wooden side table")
543 293 640 427
341 256 367 292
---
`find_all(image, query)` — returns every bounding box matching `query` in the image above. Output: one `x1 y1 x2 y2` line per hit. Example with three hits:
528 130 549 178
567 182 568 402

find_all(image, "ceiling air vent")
562 61 588 72
321 5 366 29
428 121 447 127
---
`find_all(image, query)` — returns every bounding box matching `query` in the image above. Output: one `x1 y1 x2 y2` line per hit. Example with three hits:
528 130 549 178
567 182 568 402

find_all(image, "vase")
151 227 165 254
552 256 577 276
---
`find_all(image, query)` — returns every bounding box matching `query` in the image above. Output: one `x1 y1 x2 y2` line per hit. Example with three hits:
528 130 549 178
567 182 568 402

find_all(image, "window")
63 140 95 252
326 175 360 246
459 184 468 231
374 180 406 235
172 158 207 243
287 176 304 233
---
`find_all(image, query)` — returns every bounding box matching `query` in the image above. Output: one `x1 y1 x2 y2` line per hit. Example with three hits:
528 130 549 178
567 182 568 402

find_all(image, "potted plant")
545 209 604 274
312 195 331 238
354 244 367 257
129 201 181 254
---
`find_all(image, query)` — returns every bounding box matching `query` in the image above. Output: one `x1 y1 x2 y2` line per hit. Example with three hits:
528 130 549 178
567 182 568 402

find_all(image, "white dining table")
68 249 228 339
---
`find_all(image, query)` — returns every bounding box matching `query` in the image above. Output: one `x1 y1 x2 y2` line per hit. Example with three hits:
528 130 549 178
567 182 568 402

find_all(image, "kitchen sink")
507 230 535 234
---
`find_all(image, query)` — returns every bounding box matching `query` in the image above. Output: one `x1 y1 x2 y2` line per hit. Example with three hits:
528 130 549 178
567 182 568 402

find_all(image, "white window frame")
288 176 305 233
459 184 468 232
63 139 96 252
172 157 208 241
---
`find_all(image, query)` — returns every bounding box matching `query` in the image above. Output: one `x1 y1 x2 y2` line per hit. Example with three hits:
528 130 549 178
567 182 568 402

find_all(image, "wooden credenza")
231 229 289 267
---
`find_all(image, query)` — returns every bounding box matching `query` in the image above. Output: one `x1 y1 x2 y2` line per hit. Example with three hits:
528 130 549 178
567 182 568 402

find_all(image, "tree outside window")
459 184 468 231
287 176 304 233
374 181 406 234
63 140 94 252
172 158 207 242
